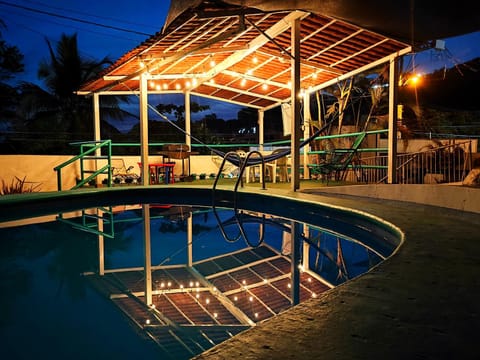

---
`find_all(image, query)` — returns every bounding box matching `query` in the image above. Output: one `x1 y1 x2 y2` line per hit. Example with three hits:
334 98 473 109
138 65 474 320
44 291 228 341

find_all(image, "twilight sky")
1 0 479 126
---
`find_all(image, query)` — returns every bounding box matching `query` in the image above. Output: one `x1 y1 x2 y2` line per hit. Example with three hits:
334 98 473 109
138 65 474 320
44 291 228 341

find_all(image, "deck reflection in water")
81 204 384 359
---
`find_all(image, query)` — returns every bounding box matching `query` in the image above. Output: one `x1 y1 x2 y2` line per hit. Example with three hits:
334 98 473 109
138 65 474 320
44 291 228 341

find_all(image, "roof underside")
79 4 415 110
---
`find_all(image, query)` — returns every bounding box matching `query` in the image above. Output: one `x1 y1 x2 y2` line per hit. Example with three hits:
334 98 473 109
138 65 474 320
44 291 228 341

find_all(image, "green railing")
54 140 112 191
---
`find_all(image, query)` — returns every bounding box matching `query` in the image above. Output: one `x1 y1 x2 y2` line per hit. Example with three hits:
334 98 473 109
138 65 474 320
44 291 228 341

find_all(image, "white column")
303 91 311 179
93 94 101 186
185 91 191 148
387 56 399 184
258 109 264 152
139 73 150 185
93 93 101 145
290 17 301 191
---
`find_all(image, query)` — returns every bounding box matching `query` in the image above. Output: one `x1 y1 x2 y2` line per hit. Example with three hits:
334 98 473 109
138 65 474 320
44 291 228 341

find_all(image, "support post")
93 94 101 186
303 91 311 180
258 109 264 152
185 91 192 149
387 56 399 184
290 17 301 191
139 73 150 185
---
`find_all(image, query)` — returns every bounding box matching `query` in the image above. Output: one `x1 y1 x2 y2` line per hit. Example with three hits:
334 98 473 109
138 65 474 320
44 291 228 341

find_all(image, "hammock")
210 117 336 167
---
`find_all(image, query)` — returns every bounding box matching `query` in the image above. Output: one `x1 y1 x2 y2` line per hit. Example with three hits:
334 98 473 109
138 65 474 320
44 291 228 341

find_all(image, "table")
156 144 198 181
138 162 175 184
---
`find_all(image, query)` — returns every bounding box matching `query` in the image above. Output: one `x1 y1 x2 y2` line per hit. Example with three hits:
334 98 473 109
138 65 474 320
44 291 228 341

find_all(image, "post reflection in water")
0 202 394 359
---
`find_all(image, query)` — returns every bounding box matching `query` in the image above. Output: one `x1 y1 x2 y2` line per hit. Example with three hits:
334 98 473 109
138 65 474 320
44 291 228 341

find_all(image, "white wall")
0 155 221 192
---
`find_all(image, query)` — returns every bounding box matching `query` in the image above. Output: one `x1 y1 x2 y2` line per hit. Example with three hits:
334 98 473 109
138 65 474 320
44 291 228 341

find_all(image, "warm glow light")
145 319 151 325
160 282 165 288
210 59 216 67
155 84 161 91
254 312 258 318
287 283 291 289
262 83 268 90
167 281 171 287
249 296 253 302
252 55 258 64
180 284 184 289
189 281 194 287
162 83 168 90
175 83 181 90
312 292 317 298
206 298 210 305
185 81 191 88
214 312 218 318
410 74 421 86
242 280 246 285
240 78 247 87
195 281 199 287
196 293 200 299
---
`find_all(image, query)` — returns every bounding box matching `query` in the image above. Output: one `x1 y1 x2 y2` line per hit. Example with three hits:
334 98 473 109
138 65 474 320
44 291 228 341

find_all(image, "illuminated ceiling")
78 4 414 111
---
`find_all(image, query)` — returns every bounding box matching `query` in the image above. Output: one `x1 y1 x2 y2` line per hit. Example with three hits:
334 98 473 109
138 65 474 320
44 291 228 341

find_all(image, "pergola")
78 0 477 191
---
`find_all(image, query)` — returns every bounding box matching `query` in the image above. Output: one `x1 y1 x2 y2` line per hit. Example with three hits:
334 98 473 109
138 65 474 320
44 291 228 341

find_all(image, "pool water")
0 204 391 359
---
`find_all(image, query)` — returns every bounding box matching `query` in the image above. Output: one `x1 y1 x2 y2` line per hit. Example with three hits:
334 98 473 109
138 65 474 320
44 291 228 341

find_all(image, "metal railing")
54 140 112 190
352 140 473 184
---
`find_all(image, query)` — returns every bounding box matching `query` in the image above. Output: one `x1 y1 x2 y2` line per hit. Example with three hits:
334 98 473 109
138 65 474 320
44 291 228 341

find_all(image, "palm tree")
15 33 129 154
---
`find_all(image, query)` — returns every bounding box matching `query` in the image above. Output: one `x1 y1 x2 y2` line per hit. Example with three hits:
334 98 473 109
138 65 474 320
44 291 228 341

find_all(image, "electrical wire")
0 0 153 36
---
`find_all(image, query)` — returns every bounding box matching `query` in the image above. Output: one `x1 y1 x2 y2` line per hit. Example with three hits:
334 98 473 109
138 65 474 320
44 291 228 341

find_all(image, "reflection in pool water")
0 203 393 359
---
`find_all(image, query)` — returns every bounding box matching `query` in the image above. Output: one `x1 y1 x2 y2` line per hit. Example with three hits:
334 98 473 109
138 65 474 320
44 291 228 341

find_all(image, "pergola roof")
78 2 416 110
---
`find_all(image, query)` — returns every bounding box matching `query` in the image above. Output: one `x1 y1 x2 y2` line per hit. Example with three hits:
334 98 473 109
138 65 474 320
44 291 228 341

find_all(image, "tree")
0 20 24 133
12 33 128 154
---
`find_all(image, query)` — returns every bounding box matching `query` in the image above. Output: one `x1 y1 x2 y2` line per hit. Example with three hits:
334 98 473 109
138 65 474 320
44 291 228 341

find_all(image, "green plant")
1 176 41 195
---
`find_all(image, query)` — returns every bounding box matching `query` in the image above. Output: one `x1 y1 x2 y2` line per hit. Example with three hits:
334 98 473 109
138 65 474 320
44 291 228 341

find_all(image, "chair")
266 148 290 183
236 150 257 183
111 158 139 185
308 132 366 183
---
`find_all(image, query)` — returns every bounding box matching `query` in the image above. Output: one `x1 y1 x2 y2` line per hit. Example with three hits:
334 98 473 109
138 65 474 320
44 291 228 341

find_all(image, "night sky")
1 0 479 125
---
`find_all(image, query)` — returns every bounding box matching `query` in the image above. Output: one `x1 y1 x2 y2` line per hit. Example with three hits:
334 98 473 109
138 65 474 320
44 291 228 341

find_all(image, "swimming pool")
0 187 402 359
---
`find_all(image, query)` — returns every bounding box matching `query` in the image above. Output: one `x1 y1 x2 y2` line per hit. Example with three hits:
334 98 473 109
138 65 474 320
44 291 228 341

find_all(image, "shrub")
1 176 41 195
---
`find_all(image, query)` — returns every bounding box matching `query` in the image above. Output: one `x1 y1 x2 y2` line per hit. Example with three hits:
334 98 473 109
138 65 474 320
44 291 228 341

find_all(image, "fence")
352 140 474 184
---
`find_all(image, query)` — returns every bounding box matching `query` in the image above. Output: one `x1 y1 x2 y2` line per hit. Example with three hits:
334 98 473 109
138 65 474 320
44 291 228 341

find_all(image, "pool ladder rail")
212 150 267 247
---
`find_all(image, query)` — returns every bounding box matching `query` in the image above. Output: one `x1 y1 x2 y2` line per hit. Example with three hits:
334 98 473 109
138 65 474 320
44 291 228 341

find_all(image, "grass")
1 176 42 195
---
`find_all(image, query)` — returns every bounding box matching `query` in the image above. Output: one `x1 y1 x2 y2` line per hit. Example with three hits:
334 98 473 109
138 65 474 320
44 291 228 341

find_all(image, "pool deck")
195 183 480 359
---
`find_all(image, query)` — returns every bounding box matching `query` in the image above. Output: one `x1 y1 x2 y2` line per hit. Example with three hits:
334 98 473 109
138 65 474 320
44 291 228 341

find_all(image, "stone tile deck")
195 185 480 359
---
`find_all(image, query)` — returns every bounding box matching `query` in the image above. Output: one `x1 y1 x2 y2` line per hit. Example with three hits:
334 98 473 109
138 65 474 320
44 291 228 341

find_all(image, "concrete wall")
0 155 222 192
315 183 480 214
